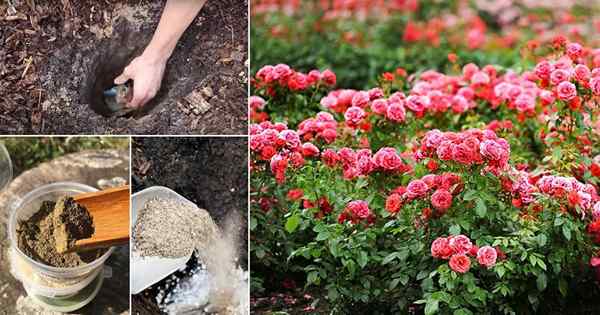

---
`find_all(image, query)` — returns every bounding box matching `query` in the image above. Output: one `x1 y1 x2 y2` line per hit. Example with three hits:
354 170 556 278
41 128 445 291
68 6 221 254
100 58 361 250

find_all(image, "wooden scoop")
67 185 130 252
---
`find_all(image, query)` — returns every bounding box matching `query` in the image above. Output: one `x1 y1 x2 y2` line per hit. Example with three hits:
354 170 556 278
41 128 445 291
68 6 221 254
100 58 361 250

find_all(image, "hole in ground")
85 21 172 118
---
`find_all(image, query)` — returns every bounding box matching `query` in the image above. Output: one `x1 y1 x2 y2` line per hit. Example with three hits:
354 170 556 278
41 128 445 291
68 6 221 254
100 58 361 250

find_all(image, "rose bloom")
321 69 336 85
480 139 508 162
431 237 453 259
476 246 498 268
449 254 471 273
321 149 339 167
344 106 366 128
320 128 337 143
373 147 403 171
249 96 266 110
386 102 406 122
449 235 472 255
301 142 320 157
406 179 429 198
370 99 388 115
591 77 600 96
574 64 591 82
351 91 370 108
550 69 571 85
566 42 583 59
287 188 304 201
431 189 453 211
556 81 577 101
345 200 371 219
593 202 600 220
385 193 403 214
534 60 554 80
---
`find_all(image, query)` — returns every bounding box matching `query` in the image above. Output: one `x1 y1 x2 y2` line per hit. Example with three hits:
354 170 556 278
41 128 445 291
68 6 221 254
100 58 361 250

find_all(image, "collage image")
1 0 600 314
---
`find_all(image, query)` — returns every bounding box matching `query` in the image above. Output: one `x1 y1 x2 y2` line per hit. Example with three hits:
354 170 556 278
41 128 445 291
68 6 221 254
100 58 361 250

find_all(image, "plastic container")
0 144 12 191
7 182 115 310
130 186 196 294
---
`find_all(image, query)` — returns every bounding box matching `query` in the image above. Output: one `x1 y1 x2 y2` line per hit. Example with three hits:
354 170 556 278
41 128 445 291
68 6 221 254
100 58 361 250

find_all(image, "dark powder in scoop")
16 196 105 267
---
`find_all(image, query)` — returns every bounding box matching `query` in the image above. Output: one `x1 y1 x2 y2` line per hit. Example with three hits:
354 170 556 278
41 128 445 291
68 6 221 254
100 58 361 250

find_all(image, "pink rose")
351 91 370 108
321 69 336 85
566 42 583 59
591 77 600 96
431 189 453 211
556 81 577 101
279 130 301 149
344 106 366 128
476 246 498 268
574 64 591 82
449 235 472 255
436 141 453 161
431 237 453 259
370 99 388 115
539 90 555 105
345 200 371 219
451 143 476 165
534 60 554 80
471 71 490 85
449 254 471 273
514 94 535 113
593 202 600 220
386 102 406 122
301 142 320 157
373 147 403 171
406 179 429 199
550 69 571 85
320 95 338 110
406 95 430 113
320 128 337 143
321 149 339 167
480 140 509 162
249 96 266 110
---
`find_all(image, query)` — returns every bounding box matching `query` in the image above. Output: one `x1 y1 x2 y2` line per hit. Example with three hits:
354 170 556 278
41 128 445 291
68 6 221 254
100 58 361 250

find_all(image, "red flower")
426 159 438 172
382 72 395 82
385 193 403 214
590 163 600 178
447 53 458 63
287 189 304 201
318 197 333 214
431 189 453 212
449 254 471 273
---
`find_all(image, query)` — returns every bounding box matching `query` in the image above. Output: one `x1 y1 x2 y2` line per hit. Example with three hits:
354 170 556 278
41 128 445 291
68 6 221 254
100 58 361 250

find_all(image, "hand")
114 53 167 108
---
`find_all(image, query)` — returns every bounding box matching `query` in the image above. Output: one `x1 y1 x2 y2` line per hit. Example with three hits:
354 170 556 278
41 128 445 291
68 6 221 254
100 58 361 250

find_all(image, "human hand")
114 53 167 108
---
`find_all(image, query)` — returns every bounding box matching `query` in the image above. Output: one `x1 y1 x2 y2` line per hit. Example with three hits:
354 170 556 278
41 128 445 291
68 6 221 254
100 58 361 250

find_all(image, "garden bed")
0 0 247 134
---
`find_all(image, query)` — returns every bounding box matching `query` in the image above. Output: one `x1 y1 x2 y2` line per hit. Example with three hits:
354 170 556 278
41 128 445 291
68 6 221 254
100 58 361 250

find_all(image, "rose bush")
251 11 600 313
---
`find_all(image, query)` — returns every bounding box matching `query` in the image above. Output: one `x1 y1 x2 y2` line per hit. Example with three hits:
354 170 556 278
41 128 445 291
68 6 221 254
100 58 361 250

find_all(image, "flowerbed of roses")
250 37 600 314
251 0 600 89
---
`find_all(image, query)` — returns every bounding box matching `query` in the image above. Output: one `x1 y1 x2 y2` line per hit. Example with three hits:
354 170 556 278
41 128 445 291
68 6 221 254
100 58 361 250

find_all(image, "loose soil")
132 137 248 314
0 0 248 135
16 196 103 268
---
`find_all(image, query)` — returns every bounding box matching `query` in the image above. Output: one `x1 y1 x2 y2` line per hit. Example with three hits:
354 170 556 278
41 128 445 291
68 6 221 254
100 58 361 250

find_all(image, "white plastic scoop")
130 186 196 294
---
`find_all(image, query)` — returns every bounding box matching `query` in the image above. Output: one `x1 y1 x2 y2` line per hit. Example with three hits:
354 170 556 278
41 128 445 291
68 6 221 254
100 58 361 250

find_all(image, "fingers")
114 71 130 85
128 80 158 109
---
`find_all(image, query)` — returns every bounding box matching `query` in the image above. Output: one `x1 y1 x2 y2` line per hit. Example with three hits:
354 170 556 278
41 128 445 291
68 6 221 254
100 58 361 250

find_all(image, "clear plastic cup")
7 182 115 298
0 144 12 191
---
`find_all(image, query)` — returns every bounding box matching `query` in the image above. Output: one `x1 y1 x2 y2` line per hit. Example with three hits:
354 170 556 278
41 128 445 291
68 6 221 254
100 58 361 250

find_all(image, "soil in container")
17 196 106 268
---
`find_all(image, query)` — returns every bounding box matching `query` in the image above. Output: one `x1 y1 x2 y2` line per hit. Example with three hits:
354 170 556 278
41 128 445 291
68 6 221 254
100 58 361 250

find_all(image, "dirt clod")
16 196 103 267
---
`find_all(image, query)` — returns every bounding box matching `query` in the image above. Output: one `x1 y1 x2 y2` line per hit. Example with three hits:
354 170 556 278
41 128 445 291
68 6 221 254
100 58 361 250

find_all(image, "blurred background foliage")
1 137 129 176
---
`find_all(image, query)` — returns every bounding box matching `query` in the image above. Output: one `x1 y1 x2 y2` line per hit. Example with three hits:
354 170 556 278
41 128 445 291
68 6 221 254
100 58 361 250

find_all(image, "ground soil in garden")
131 137 248 314
0 0 247 134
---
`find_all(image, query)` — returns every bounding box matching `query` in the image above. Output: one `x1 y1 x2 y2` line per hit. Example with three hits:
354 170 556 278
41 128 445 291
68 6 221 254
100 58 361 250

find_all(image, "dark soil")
0 0 248 135
131 137 248 314
16 197 103 268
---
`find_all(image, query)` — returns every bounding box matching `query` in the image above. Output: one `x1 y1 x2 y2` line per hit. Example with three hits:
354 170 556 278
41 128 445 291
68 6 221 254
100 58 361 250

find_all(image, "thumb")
114 72 130 85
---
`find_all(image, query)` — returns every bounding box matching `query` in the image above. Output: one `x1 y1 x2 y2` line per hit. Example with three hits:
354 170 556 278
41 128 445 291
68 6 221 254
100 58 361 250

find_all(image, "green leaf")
389 278 401 290
454 309 473 315
562 225 571 241
536 273 547 291
249 216 257 230
475 198 487 217
558 278 568 297
424 299 439 315
357 251 368 268
536 234 547 247
449 224 461 235
307 271 319 285
316 231 330 241
382 252 398 265
285 214 301 233
328 286 339 301
463 190 478 201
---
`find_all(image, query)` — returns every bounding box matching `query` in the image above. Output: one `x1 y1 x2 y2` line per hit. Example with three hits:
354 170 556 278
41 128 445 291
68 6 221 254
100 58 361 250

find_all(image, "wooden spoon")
66 185 130 252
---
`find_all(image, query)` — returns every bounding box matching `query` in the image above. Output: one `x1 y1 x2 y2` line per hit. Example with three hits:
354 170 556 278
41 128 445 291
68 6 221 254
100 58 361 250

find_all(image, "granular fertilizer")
132 197 220 258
